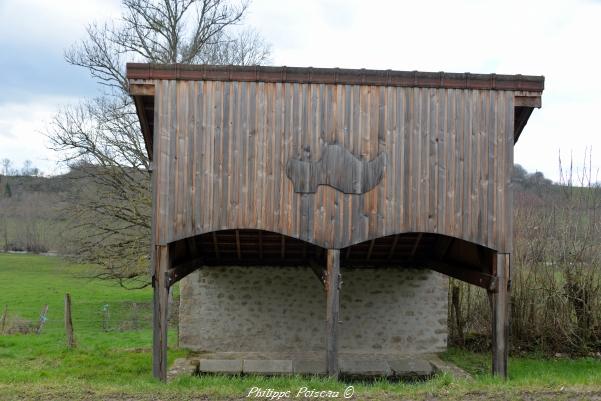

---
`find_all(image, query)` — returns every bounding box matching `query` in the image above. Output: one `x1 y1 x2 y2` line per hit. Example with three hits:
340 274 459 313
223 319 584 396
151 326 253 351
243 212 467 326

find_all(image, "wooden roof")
127 63 544 91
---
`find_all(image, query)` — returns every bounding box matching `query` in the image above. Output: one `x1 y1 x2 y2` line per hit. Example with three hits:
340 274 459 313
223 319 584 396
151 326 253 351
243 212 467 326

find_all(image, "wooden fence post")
36 305 48 335
64 293 75 348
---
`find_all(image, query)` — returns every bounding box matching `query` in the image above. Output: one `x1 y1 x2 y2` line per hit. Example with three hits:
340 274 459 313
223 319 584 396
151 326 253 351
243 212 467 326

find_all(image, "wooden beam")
514 95 541 108
490 253 510 378
429 261 498 291
410 233 423 256
235 230 242 260
366 239 376 260
345 246 352 260
325 249 340 379
387 234 399 260
167 257 204 285
130 83 156 96
152 245 170 382
212 232 220 260
436 236 454 260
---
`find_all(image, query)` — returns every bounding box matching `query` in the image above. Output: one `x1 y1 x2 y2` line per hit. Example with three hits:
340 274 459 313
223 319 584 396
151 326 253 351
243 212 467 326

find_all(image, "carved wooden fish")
286 143 387 194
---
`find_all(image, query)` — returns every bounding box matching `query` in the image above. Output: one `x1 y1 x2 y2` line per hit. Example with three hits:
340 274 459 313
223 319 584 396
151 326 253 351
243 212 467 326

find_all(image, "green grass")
1 253 601 400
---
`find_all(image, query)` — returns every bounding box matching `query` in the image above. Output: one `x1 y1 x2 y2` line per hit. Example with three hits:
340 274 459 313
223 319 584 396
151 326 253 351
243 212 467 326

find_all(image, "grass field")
1 253 600 400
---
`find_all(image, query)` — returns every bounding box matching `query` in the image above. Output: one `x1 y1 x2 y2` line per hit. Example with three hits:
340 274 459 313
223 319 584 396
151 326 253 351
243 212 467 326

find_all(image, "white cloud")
0 0 120 48
0 97 76 176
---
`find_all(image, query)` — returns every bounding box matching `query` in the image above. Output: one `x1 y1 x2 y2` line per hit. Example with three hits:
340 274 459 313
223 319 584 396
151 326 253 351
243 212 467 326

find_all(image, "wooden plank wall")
153 80 519 253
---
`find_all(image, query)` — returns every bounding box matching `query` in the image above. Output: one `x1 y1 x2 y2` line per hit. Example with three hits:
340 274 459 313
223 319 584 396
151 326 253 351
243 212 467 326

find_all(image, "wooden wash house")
127 64 544 381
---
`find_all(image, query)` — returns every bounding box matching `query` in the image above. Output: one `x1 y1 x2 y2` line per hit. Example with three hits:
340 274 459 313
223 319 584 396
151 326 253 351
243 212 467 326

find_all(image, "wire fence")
0 297 179 336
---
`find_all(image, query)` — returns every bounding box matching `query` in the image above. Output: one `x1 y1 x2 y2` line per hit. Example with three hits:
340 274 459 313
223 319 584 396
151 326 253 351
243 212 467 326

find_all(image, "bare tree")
2 159 11 176
49 0 271 288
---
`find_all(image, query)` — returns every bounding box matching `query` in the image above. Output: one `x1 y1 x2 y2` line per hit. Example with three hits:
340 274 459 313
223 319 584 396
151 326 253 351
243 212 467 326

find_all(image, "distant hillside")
0 173 80 253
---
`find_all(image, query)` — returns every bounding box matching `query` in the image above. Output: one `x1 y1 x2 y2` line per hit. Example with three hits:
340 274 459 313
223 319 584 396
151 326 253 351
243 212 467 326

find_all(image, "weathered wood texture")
152 245 170 382
150 80 525 253
64 293 75 348
490 253 510 377
286 143 387 194
326 249 340 378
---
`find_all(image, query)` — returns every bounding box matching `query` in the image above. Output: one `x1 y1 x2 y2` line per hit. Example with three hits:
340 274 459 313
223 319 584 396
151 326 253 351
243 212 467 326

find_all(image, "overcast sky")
0 0 599 181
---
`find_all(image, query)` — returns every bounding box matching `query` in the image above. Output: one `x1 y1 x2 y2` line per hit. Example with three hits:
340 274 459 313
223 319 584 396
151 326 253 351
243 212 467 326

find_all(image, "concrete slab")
426 355 472 380
388 358 435 378
293 359 327 375
243 359 293 375
198 359 243 374
340 359 392 377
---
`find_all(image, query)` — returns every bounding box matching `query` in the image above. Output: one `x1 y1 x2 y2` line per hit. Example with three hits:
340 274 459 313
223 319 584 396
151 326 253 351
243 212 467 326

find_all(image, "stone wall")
179 266 448 355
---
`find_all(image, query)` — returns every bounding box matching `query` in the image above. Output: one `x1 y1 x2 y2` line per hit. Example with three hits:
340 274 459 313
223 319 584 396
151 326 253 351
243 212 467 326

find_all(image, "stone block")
339 359 392 377
243 359 293 375
293 359 327 375
198 359 243 374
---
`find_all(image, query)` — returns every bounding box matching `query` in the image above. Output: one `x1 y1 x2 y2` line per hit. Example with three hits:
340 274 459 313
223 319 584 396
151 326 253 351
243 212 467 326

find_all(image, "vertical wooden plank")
403 88 412 230
221 81 231 228
211 80 219 230
438 89 447 235
350 84 361 244
193 81 202 233
230 81 240 227
396 87 404 232
326 249 340 378
375 86 386 238
386 86 396 236
203 81 213 231
272 82 282 233
505 94 515 253
428 88 437 233
487 91 496 247
152 244 170 381
166 80 177 243
490 252 509 378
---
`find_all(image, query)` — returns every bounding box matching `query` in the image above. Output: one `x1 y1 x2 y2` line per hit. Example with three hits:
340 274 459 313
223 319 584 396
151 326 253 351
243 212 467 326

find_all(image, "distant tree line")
1 159 42 178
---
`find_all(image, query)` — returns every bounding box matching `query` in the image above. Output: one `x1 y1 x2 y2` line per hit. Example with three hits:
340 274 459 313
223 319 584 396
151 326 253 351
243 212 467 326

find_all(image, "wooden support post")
490 253 510 378
326 249 340 379
153 245 170 382
64 293 75 348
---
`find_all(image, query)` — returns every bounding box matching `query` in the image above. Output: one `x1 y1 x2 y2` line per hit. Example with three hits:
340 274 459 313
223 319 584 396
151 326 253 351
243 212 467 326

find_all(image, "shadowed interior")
166 229 497 291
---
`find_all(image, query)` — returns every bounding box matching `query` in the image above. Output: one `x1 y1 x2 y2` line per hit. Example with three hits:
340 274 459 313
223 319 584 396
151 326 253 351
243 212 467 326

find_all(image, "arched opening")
339 233 498 291
165 229 327 286
165 230 498 292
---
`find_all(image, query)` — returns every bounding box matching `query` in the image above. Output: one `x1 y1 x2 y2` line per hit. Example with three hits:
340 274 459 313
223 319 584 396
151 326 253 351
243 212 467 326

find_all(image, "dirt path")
4 390 601 401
